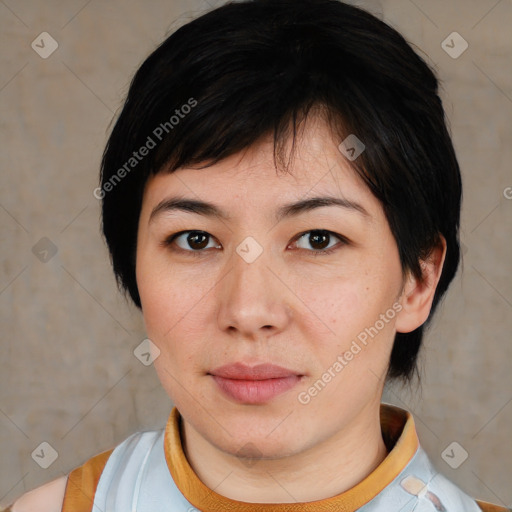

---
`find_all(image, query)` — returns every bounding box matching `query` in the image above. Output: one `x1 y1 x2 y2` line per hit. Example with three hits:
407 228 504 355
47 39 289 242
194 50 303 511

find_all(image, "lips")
210 362 301 380
209 363 304 404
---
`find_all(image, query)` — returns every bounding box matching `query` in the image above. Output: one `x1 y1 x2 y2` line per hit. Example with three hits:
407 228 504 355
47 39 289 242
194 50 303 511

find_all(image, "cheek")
299 273 372 334
315 291 362 338
137 250 203 333
136 257 217 380
304 273 399 368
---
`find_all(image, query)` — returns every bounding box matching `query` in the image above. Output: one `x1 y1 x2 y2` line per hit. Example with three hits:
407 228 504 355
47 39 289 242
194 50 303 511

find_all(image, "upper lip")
209 362 302 380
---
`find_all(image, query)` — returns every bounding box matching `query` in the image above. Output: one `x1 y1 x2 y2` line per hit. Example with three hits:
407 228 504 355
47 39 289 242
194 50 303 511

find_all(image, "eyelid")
161 230 220 255
162 229 349 256
289 230 349 256
290 229 349 247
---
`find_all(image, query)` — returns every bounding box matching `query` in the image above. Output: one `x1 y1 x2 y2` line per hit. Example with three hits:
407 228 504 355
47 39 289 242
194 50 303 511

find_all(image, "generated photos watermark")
297 301 403 405
93 97 198 200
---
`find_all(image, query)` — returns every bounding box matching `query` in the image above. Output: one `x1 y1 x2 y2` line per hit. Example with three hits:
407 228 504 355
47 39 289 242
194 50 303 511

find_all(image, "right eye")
162 230 221 256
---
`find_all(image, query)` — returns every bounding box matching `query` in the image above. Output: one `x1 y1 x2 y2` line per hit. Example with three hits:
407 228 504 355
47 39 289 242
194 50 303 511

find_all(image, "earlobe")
395 237 447 334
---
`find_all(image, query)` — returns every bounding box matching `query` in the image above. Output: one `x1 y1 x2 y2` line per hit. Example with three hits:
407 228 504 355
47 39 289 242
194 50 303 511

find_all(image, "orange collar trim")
163 403 419 511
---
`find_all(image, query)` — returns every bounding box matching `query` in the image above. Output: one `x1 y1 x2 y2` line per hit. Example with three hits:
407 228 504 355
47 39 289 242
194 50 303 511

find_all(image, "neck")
180 401 388 504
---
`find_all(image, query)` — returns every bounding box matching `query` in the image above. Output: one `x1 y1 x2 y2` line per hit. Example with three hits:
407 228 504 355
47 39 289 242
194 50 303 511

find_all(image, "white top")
91 427 482 511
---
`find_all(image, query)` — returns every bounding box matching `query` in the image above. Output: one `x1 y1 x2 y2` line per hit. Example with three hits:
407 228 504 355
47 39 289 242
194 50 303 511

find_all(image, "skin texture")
10 475 67 511
135 114 446 504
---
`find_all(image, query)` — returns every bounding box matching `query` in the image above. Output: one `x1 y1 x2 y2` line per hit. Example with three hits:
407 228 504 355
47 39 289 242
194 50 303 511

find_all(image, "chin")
222 434 300 462
202 415 307 461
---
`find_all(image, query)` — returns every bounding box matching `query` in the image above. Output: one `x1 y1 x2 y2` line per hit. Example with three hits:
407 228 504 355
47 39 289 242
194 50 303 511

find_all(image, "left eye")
291 230 346 255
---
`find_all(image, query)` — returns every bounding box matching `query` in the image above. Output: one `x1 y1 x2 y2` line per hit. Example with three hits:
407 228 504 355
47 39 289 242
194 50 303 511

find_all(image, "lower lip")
211 375 301 404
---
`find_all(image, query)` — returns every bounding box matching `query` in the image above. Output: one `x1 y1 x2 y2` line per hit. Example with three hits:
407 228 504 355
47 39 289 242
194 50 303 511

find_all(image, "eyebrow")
149 195 371 224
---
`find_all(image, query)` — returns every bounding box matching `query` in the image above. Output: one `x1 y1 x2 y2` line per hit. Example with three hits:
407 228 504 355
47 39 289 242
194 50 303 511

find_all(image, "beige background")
1 0 511 508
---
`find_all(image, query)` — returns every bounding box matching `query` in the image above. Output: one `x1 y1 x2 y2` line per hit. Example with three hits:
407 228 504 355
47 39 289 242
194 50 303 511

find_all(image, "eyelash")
161 229 349 258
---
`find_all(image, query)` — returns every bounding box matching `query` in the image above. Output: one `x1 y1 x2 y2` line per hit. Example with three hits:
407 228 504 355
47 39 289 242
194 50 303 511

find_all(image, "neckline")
163 403 419 511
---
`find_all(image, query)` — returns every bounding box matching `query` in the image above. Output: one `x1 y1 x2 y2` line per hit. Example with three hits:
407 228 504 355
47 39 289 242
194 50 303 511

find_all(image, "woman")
6 0 508 510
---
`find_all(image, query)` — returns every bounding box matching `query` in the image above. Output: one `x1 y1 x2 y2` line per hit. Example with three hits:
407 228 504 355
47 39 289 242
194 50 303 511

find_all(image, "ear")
395 236 447 334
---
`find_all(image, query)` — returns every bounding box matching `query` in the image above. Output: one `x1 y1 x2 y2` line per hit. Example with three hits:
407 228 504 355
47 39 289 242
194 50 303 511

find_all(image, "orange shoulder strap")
61 448 114 512
476 500 512 512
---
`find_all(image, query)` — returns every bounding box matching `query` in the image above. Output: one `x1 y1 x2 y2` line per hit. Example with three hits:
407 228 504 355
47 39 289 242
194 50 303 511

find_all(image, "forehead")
140 116 377 219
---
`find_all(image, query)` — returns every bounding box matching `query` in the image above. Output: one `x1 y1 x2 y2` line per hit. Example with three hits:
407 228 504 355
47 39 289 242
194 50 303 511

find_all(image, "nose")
216 242 292 339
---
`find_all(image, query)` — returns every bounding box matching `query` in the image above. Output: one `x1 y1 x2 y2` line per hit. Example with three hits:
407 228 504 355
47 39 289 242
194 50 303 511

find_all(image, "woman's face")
136 117 407 460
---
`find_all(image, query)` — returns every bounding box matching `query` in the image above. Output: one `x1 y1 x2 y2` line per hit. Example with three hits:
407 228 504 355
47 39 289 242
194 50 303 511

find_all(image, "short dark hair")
100 0 462 382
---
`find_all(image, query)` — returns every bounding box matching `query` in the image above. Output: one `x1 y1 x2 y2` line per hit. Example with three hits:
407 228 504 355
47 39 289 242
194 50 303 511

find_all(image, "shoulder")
6 447 114 512
4 429 164 512
476 500 512 512
394 445 509 512
425 458 510 512
8 475 68 512
424 467 510 512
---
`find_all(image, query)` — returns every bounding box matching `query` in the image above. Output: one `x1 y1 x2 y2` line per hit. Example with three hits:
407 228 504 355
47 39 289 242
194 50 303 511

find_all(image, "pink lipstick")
209 362 303 404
